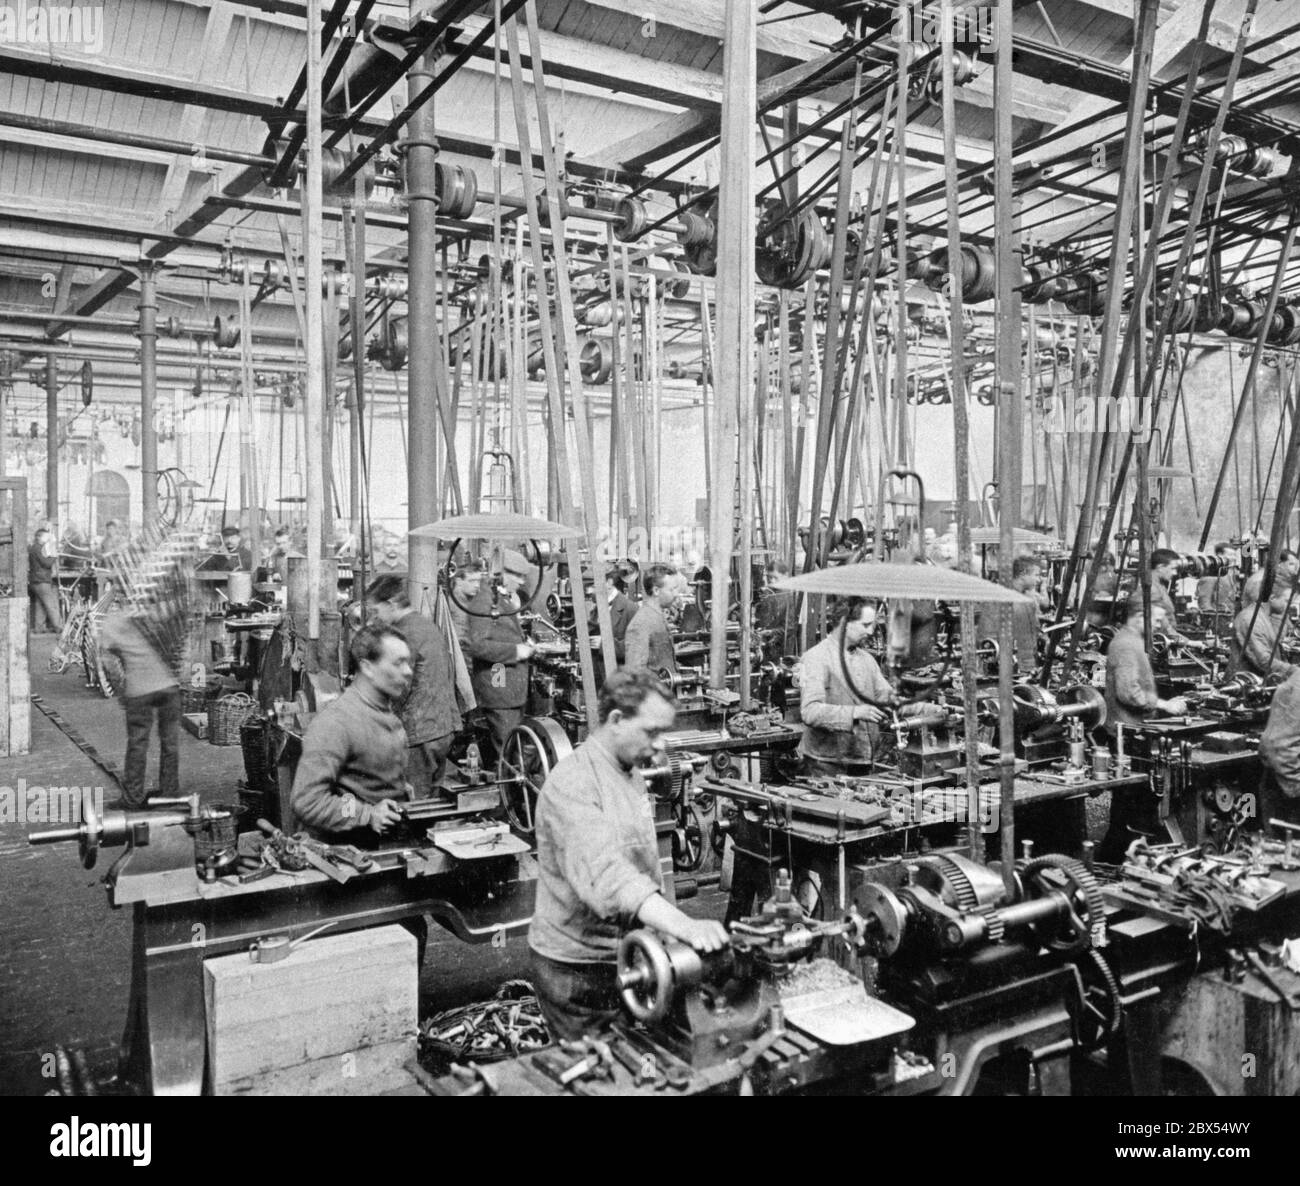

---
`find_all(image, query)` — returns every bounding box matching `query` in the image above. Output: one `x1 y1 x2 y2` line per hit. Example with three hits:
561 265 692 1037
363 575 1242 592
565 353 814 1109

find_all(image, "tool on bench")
531 1039 613 1093
256 818 372 883
607 1035 668 1090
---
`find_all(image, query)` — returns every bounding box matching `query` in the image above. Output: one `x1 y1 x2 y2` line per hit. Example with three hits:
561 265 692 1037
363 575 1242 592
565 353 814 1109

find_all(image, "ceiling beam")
574 0 844 63
155 1 235 228
454 12 723 108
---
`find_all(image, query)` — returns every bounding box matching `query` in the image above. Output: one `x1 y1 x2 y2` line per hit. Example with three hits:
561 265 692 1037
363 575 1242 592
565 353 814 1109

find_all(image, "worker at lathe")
528 669 728 1041
291 624 413 846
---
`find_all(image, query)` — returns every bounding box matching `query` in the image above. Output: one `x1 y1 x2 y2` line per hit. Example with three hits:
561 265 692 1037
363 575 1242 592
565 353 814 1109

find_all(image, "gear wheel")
932 854 980 913
1071 948 1124 1051
1019 853 1106 953
979 907 1005 945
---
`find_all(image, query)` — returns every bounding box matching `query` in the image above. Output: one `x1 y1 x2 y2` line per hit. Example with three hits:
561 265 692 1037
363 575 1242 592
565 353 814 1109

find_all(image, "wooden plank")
204 925 417 1093
457 12 725 108
218 1038 419 1096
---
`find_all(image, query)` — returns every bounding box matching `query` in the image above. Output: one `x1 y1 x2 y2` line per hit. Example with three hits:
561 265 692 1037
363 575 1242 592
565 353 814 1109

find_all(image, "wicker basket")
239 717 274 792
209 692 256 746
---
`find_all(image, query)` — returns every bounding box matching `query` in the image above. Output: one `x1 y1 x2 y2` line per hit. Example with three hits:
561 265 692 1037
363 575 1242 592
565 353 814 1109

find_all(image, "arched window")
88 470 130 534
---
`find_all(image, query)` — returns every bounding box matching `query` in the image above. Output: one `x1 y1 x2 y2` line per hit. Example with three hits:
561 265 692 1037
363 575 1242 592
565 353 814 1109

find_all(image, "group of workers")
80 521 1300 1043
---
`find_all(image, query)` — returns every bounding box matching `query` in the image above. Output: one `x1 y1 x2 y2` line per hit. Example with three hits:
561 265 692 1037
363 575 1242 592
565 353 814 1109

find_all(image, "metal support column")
304 0 325 639
710 0 755 689
406 7 441 599
139 264 159 526
44 354 58 523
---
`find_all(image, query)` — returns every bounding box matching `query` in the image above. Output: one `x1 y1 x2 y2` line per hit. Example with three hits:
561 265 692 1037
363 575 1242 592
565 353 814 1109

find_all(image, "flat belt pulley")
497 717 574 835
433 162 479 220
754 204 830 289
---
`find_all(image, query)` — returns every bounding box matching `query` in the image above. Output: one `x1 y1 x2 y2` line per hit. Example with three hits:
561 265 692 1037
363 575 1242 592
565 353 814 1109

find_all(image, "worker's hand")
367 799 402 835
515 642 536 662
676 918 730 953
1161 697 1189 716
896 701 927 719
852 703 886 724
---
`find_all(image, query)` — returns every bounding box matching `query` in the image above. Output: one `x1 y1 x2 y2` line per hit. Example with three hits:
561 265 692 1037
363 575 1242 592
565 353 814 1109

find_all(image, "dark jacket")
290 682 410 843
465 585 530 709
27 542 54 586
592 591 637 662
1104 628 1159 731
391 609 462 744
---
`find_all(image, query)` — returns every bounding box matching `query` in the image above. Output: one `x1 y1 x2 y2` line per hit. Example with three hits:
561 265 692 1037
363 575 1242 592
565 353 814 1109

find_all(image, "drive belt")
31 694 126 794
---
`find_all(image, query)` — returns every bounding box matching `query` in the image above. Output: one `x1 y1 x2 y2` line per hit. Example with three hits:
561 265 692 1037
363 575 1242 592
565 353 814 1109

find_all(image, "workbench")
109 819 538 1094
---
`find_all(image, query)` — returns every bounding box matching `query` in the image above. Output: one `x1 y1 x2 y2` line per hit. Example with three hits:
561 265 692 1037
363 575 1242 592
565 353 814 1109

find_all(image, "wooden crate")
204 925 418 1096
1160 963 1300 1096
182 712 208 740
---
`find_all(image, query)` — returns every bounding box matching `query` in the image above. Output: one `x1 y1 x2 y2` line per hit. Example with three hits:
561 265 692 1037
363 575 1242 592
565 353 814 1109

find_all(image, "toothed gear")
1071 948 1124 1051
979 907 1005 944
932 854 980 913
1020 853 1106 953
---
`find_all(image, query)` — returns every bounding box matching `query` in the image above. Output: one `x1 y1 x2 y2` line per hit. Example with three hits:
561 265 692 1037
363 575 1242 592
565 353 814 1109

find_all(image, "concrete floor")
0 634 726 1095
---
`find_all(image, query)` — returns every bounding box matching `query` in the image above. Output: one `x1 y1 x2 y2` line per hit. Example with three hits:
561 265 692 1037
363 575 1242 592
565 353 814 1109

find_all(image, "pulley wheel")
497 717 573 835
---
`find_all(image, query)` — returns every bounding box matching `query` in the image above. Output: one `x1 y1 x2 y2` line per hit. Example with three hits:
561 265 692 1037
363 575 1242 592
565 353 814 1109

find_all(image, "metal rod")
304 0 325 640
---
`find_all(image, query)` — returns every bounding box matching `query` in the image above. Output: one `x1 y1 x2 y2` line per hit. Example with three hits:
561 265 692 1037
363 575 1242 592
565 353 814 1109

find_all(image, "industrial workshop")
5 0 1300 1124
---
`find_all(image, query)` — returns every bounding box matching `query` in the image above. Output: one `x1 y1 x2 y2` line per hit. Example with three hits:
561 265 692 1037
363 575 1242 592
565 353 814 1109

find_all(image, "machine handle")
28 827 81 845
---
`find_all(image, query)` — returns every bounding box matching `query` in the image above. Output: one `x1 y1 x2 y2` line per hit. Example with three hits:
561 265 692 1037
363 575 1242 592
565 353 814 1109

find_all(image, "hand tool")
257 818 354 883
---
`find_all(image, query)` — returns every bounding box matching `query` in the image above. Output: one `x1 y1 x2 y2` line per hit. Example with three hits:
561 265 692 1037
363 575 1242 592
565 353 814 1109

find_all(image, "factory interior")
6 0 1300 1126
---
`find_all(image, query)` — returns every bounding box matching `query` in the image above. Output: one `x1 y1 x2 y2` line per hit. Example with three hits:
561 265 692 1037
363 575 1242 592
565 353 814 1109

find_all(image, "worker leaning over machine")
367 573 462 796
528 669 729 1041
463 548 537 764
1230 579 1298 680
1098 597 1190 862
1103 596 1189 731
291 624 413 845
798 597 907 776
623 562 686 677
1257 666 1300 825
1243 547 1300 606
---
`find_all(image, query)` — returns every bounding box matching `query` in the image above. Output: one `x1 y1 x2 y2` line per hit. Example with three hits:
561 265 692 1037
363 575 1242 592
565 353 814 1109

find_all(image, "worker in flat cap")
464 547 537 763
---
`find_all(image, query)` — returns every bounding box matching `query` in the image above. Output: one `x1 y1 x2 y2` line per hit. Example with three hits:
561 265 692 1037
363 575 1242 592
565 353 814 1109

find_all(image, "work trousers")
479 705 524 767
29 582 62 632
123 688 181 808
528 948 621 1043
407 733 454 798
